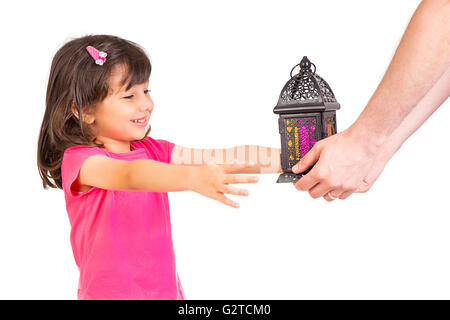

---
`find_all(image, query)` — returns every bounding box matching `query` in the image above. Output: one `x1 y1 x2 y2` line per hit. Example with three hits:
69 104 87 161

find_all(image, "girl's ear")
71 101 95 124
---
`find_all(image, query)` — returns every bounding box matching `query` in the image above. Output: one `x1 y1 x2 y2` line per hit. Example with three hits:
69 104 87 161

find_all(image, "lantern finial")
299 56 316 74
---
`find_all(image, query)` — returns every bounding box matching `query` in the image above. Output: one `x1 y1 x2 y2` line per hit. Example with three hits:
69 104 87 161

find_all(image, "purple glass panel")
299 126 310 158
296 118 317 157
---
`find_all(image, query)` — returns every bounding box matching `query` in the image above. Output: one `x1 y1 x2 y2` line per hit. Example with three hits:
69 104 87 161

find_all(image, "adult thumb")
292 146 320 174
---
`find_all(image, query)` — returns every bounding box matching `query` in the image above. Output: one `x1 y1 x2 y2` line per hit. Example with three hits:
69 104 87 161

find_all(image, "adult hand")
352 144 394 194
292 127 381 201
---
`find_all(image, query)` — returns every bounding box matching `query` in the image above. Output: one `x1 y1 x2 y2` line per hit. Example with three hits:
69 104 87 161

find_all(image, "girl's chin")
131 125 151 139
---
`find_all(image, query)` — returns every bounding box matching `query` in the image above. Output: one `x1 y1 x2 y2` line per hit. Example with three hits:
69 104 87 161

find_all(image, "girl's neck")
95 137 133 153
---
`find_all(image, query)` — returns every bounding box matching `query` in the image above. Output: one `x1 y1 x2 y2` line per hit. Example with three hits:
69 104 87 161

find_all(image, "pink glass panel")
299 126 310 158
297 118 316 157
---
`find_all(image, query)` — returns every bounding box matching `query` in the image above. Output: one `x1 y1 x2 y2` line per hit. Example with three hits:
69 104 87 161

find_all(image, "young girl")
37 34 282 300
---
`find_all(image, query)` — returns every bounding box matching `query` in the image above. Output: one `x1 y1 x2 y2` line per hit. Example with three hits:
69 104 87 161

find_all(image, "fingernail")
292 165 298 173
249 161 255 166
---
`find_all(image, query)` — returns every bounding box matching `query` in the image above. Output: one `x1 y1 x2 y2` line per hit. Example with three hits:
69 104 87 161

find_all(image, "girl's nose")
140 96 154 112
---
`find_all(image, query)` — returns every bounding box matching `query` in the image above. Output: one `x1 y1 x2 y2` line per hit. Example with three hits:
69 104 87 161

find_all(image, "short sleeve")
61 145 108 198
138 136 175 164
155 139 176 164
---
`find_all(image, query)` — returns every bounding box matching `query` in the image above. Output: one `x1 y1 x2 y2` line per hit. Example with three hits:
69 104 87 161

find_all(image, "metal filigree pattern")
280 72 320 103
315 76 336 103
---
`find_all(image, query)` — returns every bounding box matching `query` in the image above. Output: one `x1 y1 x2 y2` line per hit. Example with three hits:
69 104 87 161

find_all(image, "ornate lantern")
273 56 340 183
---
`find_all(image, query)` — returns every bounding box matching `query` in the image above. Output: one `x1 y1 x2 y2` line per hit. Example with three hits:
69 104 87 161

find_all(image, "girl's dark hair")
38 34 152 189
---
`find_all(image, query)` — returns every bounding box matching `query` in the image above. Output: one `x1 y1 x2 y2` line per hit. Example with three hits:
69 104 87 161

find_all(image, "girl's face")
89 65 153 152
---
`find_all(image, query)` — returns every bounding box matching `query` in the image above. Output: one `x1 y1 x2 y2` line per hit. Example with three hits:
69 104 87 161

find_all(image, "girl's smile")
130 115 149 126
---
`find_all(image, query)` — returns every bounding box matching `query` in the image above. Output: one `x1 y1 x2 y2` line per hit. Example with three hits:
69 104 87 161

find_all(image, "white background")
1 0 449 299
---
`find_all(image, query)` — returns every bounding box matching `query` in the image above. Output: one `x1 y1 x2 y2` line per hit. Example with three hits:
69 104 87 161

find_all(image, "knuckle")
314 170 327 181
328 182 338 189
342 183 357 191
328 180 341 189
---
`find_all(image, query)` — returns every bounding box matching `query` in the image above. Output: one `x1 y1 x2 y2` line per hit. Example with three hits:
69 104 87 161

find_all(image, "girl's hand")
188 161 259 208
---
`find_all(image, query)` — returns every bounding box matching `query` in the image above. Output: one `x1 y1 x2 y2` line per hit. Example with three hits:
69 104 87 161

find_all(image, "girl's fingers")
224 174 259 184
216 193 240 208
223 185 249 196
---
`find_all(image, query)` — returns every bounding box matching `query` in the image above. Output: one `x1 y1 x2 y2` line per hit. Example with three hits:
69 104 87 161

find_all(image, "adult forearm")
128 159 193 192
350 0 450 150
380 65 450 161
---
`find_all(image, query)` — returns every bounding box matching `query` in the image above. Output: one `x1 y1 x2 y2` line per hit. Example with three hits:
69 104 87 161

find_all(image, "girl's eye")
124 90 150 99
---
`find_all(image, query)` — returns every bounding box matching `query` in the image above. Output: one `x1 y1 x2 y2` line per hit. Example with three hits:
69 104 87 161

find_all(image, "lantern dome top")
273 56 340 114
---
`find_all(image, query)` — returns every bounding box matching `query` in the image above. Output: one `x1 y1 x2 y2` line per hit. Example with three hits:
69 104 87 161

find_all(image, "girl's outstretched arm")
129 158 258 208
76 154 259 208
170 145 282 174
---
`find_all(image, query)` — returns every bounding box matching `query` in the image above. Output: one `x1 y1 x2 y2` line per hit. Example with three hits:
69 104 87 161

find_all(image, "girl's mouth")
130 116 148 127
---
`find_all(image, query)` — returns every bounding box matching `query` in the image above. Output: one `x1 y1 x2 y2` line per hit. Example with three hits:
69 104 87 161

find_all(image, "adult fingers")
292 147 324 191
308 183 343 200
293 162 322 191
323 192 339 202
292 143 322 175
306 182 331 199
338 190 354 200
308 183 344 200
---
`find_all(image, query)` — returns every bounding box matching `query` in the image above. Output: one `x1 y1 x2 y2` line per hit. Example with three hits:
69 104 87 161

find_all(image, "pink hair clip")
86 45 107 66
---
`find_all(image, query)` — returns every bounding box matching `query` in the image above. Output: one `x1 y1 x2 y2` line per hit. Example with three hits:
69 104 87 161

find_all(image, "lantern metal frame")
273 56 340 183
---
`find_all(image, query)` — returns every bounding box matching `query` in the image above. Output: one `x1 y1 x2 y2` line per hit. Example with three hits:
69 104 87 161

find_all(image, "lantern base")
276 172 305 183
276 167 312 183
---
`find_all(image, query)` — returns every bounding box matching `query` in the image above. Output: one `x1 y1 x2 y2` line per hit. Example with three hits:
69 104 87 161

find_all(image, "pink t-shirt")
61 136 184 300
